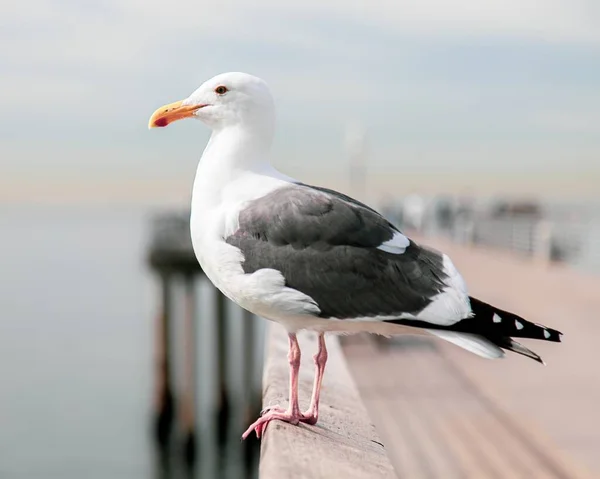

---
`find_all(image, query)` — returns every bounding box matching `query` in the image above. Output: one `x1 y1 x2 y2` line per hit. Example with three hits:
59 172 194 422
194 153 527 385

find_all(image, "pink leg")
301 333 328 425
241 333 303 440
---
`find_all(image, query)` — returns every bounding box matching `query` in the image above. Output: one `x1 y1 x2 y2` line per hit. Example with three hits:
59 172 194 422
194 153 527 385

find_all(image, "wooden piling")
153 272 174 448
147 211 263 472
242 310 257 424
215 290 230 444
242 310 260 474
181 274 197 467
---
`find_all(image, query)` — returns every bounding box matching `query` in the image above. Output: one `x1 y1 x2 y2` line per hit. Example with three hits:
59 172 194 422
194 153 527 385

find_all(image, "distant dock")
146 210 262 477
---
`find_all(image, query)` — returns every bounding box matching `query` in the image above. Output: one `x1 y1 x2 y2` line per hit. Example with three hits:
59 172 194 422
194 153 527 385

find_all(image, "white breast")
189 169 321 323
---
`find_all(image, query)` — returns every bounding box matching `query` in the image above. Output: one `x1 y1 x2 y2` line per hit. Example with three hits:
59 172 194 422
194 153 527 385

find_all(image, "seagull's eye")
214 86 228 95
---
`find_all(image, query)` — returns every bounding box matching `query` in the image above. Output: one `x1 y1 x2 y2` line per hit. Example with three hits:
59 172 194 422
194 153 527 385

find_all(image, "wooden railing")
258 325 396 478
449 216 592 267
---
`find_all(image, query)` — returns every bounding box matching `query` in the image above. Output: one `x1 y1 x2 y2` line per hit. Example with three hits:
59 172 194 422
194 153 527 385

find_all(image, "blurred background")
1 1 599 478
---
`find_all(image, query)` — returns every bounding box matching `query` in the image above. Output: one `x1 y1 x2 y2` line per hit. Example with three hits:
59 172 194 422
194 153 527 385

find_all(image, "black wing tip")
533 354 547 366
497 337 547 365
545 327 563 343
516 351 546 366
516 346 547 365
468 296 563 343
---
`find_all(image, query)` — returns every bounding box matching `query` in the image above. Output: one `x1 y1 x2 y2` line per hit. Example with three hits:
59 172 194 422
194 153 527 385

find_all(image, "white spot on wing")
515 320 524 330
493 313 502 323
544 329 551 339
377 231 410 254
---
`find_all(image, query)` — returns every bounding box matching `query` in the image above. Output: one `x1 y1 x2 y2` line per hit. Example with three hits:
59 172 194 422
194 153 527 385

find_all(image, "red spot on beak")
154 117 169 127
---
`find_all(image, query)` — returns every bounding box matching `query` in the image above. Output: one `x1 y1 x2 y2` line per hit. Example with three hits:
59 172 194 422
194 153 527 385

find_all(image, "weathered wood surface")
344 335 591 479
425 236 600 475
342 235 597 478
259 325 396 479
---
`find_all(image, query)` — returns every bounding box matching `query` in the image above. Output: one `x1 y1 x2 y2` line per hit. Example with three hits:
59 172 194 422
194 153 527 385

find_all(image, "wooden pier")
145 212 599 478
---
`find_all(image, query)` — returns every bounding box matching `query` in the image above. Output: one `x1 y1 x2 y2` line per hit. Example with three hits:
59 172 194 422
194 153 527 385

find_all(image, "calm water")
0 204 263 479
0 205 155 478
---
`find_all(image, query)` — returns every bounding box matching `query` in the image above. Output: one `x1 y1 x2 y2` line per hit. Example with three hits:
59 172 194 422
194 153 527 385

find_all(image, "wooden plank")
366 397 426 478
259 325 396 479
405 347 498 479
417 236 599 476
343 333 589 479
423 397 489 479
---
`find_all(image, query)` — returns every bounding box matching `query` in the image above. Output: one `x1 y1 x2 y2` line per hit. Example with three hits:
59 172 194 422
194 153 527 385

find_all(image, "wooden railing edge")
258 324 396 479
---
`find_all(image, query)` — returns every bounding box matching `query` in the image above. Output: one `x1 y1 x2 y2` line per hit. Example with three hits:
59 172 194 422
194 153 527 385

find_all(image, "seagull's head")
148 72 275 131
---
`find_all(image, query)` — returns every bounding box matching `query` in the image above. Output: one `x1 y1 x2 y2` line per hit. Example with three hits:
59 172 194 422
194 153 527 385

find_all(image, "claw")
241 409 302 440
260 404 285 416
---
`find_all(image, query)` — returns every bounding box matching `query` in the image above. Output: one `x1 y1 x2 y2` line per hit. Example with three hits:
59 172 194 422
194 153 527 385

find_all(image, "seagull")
148 72 562 440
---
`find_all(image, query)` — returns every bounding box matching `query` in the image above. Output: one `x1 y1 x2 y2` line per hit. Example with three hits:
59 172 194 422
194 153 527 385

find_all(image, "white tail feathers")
428 330 505 359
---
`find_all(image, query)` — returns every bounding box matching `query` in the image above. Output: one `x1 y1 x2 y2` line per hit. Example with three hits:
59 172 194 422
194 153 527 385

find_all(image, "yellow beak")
148 100 205 128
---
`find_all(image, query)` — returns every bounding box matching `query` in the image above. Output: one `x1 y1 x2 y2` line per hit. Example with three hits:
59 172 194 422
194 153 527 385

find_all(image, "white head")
148 72 275 133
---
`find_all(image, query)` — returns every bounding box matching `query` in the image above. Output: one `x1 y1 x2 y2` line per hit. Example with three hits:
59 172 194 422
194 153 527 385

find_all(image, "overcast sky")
1 0 599 203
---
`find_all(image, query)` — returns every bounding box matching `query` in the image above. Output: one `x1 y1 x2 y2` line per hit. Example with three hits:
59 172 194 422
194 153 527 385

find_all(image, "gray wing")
226 184 450 320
